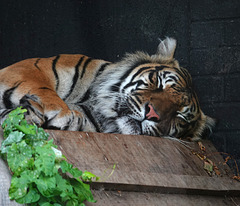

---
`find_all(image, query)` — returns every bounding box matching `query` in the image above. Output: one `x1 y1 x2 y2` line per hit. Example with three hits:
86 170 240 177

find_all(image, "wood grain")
48 130 240 196
1 129 240 205
87 190 240 206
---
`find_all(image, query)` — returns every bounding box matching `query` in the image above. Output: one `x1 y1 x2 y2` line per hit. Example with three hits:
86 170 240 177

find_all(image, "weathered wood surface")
88 191 240 206
1 129 240 205
47 130 240 205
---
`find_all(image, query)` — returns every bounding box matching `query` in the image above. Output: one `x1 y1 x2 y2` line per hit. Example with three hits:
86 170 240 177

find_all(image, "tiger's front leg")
18 88 87 131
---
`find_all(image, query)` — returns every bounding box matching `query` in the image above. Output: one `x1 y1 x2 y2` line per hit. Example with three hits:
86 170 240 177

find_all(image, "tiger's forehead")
135 63 175 69
130 63 179 79
133 63 178 72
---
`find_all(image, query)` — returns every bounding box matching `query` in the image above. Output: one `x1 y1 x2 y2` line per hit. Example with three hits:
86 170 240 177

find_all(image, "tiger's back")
0 55 109 101
0 54 110 130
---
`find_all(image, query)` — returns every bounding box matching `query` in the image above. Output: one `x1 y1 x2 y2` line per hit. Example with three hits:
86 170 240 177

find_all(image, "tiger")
0 37 215 141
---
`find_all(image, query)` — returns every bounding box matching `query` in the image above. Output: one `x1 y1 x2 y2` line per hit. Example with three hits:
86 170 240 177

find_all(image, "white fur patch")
157 37 177 59
116 117 141 135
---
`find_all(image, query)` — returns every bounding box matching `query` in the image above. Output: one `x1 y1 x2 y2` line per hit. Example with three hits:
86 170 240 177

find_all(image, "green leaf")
53 203 62 206
35 144 56 176
66 199 79 206
25 126 49 147
15 123 36 135
39 203 54 206
60 160 72 173
7 141 33 175
1 131 24 146
16 186 40 204
82 171 99 182
70 179 96 203
55 173 73 195
0 145 11 154
9 169 40 201
35 175 57 197
60 160 83 178
2 107 27 137
9 173 30 199
35 127 49 141
1 131 25 154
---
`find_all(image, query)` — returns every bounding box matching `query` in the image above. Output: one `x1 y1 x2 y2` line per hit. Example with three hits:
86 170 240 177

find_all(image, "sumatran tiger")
0 37 215 141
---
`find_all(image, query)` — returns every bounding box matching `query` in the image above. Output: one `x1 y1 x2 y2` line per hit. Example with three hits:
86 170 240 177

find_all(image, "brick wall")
189 0 240 167
0 0 239 166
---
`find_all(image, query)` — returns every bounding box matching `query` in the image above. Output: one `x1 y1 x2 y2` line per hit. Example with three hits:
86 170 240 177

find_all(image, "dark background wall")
0 1 239 167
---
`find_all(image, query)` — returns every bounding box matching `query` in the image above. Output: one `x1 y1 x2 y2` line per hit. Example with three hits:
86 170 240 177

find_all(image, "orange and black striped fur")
0 38 215 140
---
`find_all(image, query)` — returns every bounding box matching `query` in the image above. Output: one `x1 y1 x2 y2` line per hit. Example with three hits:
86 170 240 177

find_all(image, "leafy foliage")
0 107 97 205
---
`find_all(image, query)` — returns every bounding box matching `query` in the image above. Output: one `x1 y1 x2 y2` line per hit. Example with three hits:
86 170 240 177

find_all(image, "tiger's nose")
145 104 160 122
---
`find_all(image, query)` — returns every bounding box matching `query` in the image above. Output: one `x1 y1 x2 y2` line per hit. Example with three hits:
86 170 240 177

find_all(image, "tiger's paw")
43 109 84 131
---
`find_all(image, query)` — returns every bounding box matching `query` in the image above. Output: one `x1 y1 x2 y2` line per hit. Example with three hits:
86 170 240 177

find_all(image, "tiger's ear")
156 37 176 60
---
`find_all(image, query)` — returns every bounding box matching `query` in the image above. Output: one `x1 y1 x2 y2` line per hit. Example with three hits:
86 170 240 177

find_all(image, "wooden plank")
48 130 240 196
1 129 240 205
86 190 240 206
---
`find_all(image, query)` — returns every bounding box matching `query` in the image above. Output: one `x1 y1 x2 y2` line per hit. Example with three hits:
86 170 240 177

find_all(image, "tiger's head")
92 37 215 141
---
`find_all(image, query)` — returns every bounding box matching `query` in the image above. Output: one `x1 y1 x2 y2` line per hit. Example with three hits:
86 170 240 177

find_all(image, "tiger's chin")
116 116 143 135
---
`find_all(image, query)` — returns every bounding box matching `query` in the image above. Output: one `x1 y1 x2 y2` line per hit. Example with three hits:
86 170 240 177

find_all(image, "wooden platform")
47 130 240 205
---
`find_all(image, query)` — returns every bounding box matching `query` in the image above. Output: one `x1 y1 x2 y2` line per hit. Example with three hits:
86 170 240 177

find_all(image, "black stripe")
3 87 17 108
0 109 11 118
61 114 73 130
44 126 61 130
163 71 171 78
111 82 121 93
39 87 53 91
165 79 173 83
24 104 43 120
123 80 149 92
3 82 23 109
168 75 178 82
180 67 192 85
121 60 152 81
96 62 110 77
80 58 93 78
122 81 138 92
152 126 161 136
130 66 152 82
71 56 83 92
128 96 141 112
149 72 154 84
133 93 142 104
77 88 91 103
41 112 59 129
77 62 110 103
63 56 84 100
172 67 186 78
81 105 100 132
172 67 190 86
52 55 60 90
192 91 200 113
34 58 41 70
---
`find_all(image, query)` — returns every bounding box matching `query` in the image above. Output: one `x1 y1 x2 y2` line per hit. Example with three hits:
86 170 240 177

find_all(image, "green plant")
0 107 97 206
